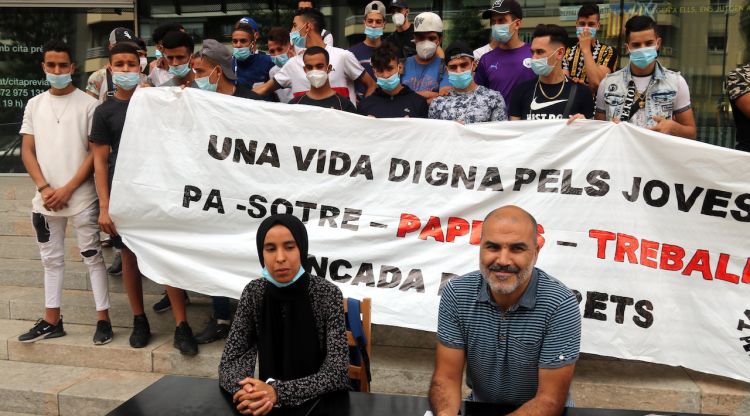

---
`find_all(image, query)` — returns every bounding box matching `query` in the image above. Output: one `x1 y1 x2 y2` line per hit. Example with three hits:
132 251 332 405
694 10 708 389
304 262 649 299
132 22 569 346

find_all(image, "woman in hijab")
219 214 350 415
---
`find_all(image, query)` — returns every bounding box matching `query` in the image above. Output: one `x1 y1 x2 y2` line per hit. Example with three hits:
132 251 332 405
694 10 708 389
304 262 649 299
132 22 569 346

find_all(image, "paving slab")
372 324 436 349
0 360 90 415
153 337 224 378
0 286 38 320
0 258 89 291
1 178 36 201
0 319 34 360
58 369 163 416
0 236 82 262
687 370 750 416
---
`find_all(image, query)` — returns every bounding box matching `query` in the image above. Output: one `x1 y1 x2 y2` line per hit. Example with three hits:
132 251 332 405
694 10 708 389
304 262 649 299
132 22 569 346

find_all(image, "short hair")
531 24 569 47
233 21 256 37
303 45 329 64
577 3 600 19
371 43 399 71
294 8 326 32
42 39 73 63
267 27 290 45
625 15 659 40
109 42 139 62
161 30 195 53
152 23 184 44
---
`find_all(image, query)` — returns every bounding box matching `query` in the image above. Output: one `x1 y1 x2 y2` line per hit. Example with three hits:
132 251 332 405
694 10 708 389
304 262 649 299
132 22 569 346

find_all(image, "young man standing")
509 25 594 121
148 23 185 87
90 42 199 355
428 42 507 124
562 3 618 95
474 0 536 104
86 27 148 103
231 19 274 89
385 1 416 59
357 43 428 118
18 39 112 345
266 27 295 103
401 12 451 104
158 31 197 88
595 16 696 139
288 46 357 112
728 61 750 152
349 1 387 100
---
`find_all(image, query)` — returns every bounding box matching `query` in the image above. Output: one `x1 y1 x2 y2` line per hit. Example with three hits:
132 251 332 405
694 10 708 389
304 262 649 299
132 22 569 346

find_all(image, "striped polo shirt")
437 267 581 405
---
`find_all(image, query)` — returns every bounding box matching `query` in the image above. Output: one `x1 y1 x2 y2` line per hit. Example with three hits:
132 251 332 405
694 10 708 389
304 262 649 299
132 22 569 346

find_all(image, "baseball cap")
413 12 443 33
388 0 408 12
109 27 136 46
365 1 386 17
200 39 237 81
444 41 475 62
133 37 147 52
238 17 259 31
481 0 523 20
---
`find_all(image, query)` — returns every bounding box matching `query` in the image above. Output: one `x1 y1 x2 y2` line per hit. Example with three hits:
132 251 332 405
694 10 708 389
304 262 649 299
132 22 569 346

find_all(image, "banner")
111 87 750 383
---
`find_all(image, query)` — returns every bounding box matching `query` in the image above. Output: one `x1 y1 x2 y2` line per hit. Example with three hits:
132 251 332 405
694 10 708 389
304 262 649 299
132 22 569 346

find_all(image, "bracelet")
38 184 50 192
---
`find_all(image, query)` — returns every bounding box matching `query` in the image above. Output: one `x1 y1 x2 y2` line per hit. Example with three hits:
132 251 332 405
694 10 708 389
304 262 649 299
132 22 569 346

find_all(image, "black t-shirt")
289 93 357 113
357 85 428 118
730 100 750 152
89 97 130 190
233 84 263 100
509 78 595 120
385 25 415 60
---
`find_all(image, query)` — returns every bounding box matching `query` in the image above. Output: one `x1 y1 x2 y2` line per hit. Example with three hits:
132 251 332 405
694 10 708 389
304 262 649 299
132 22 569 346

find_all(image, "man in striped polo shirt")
429 205 581 415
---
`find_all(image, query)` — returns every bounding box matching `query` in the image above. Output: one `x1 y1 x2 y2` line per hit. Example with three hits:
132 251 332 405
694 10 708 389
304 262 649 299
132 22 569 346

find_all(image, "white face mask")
306 70 328 88
416 40 438 60
139 56 148 72
392 13 406 26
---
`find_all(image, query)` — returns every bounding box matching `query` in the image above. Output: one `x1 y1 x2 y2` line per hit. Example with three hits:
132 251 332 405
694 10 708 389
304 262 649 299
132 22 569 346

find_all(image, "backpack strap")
435 58 445 92
562 82 578 118
345 298 372 383
105 67 116 98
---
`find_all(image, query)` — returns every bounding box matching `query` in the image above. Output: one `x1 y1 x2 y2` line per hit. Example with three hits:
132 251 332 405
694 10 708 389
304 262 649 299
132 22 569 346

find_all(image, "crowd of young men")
18 0 723 369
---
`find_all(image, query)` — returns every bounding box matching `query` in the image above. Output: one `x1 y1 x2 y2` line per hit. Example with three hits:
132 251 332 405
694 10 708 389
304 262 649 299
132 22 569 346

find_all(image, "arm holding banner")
651 110 696 139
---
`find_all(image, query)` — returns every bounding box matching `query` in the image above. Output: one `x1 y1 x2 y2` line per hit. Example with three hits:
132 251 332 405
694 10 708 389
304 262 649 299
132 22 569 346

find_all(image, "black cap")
481 0 523 19
444 41 475 62
109 27 136 45
388 0 409 12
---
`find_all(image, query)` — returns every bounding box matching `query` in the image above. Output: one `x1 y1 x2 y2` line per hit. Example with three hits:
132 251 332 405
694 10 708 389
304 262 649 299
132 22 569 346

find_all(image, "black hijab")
256 214 323 381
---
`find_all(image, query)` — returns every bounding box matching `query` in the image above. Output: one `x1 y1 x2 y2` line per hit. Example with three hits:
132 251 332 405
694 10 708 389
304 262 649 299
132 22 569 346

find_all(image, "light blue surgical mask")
233 47 251 61
364 26 384 40
376 73 400 91
169 62 191 78
46 72 72 89
262 266 305 288
530 48 562 77
491 23 513 44
194 67 218 92
576 26 597 38
112 72 140 90
290 29 307 49
155 49 163 59
272 53 290 68
448 70 473 89
629 46 658 69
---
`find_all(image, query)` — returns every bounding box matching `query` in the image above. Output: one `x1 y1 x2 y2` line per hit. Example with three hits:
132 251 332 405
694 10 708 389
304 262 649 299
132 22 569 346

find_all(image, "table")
106 375 712 416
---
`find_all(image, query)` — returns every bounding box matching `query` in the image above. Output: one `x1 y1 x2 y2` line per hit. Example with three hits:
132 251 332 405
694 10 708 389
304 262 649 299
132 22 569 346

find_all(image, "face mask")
290 27 307 49
272 53 290 68
46 72 72 89
233 47 251 61
155 50 163 59
629 46 658 69
448 70 473 89
194 67 218 92
139 57 147 72
529 49 561 77
262 266 305 288
306 69 328 88
376 72 400 91
576 26 597 38
112 72 140 90
392 13 406 26
416 40 438 60
364 26 384 40
169 62 191 78
491 23 513 44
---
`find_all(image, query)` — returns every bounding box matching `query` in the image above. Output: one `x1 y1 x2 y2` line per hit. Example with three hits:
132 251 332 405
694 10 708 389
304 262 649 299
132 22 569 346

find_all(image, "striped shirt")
562 40 618 85
437 268 581 405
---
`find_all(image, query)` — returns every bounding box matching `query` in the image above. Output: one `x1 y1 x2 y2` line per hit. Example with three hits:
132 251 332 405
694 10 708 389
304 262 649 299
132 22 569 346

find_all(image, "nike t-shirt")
509 78 595 120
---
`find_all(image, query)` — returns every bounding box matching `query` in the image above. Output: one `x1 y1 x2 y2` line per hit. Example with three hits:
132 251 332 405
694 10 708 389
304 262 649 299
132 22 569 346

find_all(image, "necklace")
537 77 567 100
49 93 71 124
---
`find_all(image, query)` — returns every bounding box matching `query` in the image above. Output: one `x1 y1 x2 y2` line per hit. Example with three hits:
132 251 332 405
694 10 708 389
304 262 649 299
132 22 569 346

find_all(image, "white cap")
413 12 443 33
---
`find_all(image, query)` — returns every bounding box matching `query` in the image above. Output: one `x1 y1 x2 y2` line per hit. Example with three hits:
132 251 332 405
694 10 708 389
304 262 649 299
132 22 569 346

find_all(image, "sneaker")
194 317 230 344
107 253 122 276
129 314 151 348
174 321 199 356
152 290 190 313
18 317 65 342
93 320 114 345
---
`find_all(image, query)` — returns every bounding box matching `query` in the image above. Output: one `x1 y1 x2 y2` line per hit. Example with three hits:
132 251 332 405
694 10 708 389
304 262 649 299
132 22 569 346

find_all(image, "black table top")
106 375 711 416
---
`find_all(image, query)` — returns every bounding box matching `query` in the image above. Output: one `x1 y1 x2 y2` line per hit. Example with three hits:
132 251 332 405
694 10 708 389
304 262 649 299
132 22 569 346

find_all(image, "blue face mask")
376 72 400 91
169 63 191 78
272 53 290 68
290 29 307 49
491 23 513 44
46 72 72 89
233 47 252 61
112 72 140 90
155 49 163 59
194 67 218 92
364 26 384 40
575 26 597 38
262 266 305 288
629 46 658 69
448 70 473 89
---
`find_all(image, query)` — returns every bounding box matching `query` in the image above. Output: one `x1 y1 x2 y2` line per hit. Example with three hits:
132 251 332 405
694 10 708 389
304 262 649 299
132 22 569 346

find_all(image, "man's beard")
480 262 534 296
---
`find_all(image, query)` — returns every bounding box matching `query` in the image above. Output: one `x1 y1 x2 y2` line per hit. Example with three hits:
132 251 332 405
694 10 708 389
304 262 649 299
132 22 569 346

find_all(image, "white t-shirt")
294 30 334 55
473 44 492 61
274 45 365 105
269 65 293 103
596 72 691 127
148 66 173 87
19 89 99 217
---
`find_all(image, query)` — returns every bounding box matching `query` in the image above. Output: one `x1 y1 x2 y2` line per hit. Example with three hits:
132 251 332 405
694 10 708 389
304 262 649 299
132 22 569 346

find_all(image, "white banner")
111 87 750 383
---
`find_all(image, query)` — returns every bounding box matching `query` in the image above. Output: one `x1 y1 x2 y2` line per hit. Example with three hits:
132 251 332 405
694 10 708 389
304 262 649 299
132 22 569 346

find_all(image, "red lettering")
715 253 739 284
445 217 470 243
418 216 445 242
743 258 750 284
470 220 483 245
614 233 639 264
537 224 546 249
682 249 713 280
659 244 685 271
589 229 616 259
396 213 421 238
640 239 659 269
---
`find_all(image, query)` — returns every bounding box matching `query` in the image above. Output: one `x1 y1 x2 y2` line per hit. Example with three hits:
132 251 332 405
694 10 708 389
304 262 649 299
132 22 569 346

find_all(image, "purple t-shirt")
474 44 536 103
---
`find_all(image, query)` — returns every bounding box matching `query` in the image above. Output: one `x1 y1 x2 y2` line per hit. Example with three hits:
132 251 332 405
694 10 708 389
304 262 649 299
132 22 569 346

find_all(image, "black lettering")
295 201 318 223
643 180 670 207
255 143 280 167
622 177 641 202
203 189 225 214
232 139 257 163
350 263 375 287
701 188 732 218
412 160 423 184
377 266 402 288
182 185 202 208
316 149 326 173
610 295 635 324
585 170 610 197
513 168 536 191
426 162 449 186
477 167 503 191
247 194 267 218
538 169 560 193
294 146 316 171
451 165 476 190
341 208 361 231
571 289 583 304
730 194 750 222
399 269 425 292
738 310 750 331
351 155 373 180
330 259 352 282
560 169 583 195
308 255 328 278
319 205 340 228
207 135 231 160
388 158 410 182
675 184 704 212
583 291 607 321
633 299 654 328
437 272 458 296
328 151 351 176
270 198 293 215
